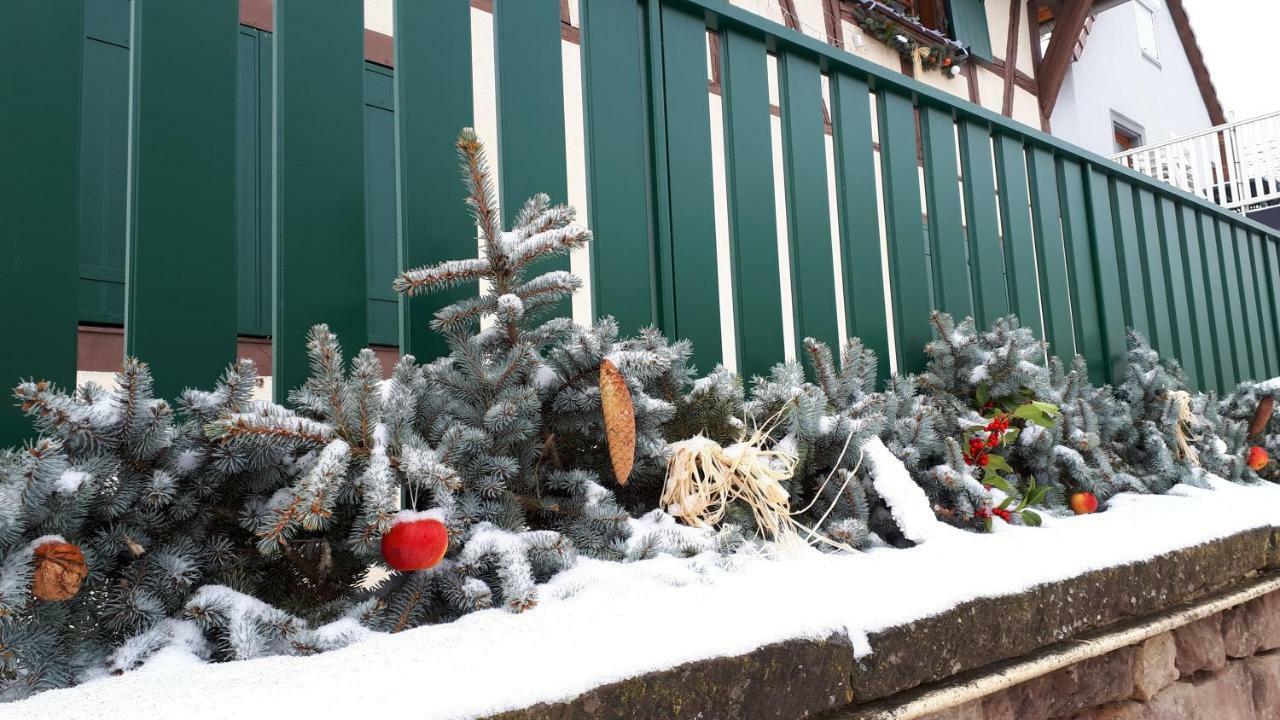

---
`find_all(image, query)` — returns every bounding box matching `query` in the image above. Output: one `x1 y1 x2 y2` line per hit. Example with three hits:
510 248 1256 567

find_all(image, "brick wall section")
920 589 1280 720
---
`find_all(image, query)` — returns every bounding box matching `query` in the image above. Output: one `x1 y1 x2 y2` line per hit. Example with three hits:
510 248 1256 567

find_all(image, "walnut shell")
33 541 88 602
599 358 636 486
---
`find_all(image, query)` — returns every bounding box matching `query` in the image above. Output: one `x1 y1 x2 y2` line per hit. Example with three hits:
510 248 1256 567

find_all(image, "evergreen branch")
393 258 492 297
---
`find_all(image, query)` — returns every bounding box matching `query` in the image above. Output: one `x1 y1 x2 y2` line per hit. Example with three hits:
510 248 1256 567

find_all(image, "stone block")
982 647 1136 720
1059 701 1147 720
1172 614 1227 677
1144 663 1255 720
1258 592 1280 653
1244 652 1280 720
1131 633 1178 701
916 700 983 720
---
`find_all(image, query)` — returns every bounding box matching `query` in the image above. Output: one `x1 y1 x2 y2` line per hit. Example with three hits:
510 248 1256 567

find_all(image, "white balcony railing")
1111 111 1280 213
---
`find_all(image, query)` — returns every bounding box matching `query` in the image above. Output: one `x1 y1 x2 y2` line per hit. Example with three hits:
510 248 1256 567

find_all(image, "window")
893 0 947 33
1135 1 1160 61
1113 121 1144 153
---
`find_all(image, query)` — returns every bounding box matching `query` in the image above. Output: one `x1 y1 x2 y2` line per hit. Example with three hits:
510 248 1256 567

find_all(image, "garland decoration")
848 0 967 78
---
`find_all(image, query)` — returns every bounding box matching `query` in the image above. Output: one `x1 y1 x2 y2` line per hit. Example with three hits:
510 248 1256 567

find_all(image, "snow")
533 364 559 390
16 479 1280 720
389 508 447 527
863 437 940 543
1254 377 1280 394
52 470 89 495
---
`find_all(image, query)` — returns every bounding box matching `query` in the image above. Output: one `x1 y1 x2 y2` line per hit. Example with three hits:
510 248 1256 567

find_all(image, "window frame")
1134 0 1161 65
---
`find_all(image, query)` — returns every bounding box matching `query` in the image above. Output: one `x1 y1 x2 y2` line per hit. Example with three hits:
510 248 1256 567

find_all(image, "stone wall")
918 590 1280 720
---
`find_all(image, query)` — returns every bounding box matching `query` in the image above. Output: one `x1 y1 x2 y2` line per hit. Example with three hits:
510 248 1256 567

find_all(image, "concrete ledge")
485 527 1280 720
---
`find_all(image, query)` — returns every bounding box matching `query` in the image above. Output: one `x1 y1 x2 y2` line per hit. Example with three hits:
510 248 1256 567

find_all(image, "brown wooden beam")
1037 0 1094 118
1001 0 1023 117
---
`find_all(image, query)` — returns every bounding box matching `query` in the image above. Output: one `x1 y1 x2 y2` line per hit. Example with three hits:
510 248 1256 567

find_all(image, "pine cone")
33 541 88 602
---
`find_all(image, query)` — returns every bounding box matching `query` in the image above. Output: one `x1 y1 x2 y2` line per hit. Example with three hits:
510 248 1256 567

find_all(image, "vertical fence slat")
394 0 473 362
126 0 238 399
1217 219 1252 382
273 0 368 401
494 0 570 315
1248 232 1279 377
878 90 931 374
959 121 1008 328
656 3 721 372
994 134 1041 338
1233 226 1267 380
831 72 889 385
0 0 84 444
581 0 657 336
1196 212 1232 391
779 50 839 359
1108 182 1151 343
1057 159 1106 384
1026 147 1074 358
719 27 784 379
1133 188 1172 356
1155 196 1195 384
1177 204 1216 391
1264 237 1280 378
921 106 973 320
1082 165 1128 381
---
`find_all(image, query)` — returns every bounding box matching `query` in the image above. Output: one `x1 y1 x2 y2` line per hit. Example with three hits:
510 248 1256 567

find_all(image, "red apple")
380 512 449 572
1248 446 1270 472
1069 491 1098 515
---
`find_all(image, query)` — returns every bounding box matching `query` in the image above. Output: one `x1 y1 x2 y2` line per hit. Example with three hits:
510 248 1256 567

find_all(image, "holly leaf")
984 472 1015 495
976 382 990 407
998 497 1014 510
1020 509 1042 527
985 454 1013 474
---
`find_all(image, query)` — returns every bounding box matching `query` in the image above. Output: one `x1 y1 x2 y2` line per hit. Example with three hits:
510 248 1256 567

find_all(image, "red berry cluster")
964 413 1011 466
974 506 1013 522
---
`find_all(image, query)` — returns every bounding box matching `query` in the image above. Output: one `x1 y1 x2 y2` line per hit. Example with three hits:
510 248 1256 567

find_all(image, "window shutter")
948 0 993 61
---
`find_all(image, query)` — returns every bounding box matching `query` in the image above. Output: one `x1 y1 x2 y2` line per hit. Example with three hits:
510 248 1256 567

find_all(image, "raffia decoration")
1168 390 1200 466
599 358 636 485
661 419 861 553
33 540 88 602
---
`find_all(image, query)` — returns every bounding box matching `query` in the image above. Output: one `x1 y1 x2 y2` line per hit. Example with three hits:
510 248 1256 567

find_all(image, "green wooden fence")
5 0 1280 445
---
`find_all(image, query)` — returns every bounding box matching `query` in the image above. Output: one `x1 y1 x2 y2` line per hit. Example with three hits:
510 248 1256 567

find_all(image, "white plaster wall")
1051 0 1213 157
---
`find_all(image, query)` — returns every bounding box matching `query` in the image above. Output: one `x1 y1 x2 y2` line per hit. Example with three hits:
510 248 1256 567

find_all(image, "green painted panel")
78 32 130 326
1133 188 1172 354
831 71 889 386
719 27 783 379
1155 197 1195 383
1082 166 1128 382
85 0 129 45
1176 204 1216 391
364 65 398 348
1107 182 1150 341
1196 213 1232 391
779 50 839 361
1247 232 1278 377
493 0 570 317
1026 146 1073 359
878 90 931 373
394 0 473 362
1 0 84 445
958 120 1008 328
273 0 368 401
236 29 269 337
1216 219 1251 382
1057 158 1105 383
581 0 657 336
1233 226 1266 380
1264 237 1280 378
657 3 721 373
921 105 973 320
126 0 239 399
948 0 993 60
994 134 1040 339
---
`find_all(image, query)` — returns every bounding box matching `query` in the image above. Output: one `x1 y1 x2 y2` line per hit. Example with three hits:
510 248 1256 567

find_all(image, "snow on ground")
14 477 1280 720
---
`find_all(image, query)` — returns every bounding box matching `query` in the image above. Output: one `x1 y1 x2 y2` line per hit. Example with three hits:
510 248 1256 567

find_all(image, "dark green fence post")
493 0 571 317
655 2 721 373
921 106 973 321
1176 204 1216 391
1026 147 1074 358
1154 196 1195 383
0 1 84 446
779 49 839 359
1081 166 1127 382
1232 225 1267 380
719 27 784 379
1057 159 1106 384
581 0 658 336
831 72 890 386
394 0 473 362
1133 189 1173 356
272 0 367 401
1197 213 1233 391
878 90 931 374
126 0 238 399
958 120 1008 329
994 134 1041 339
